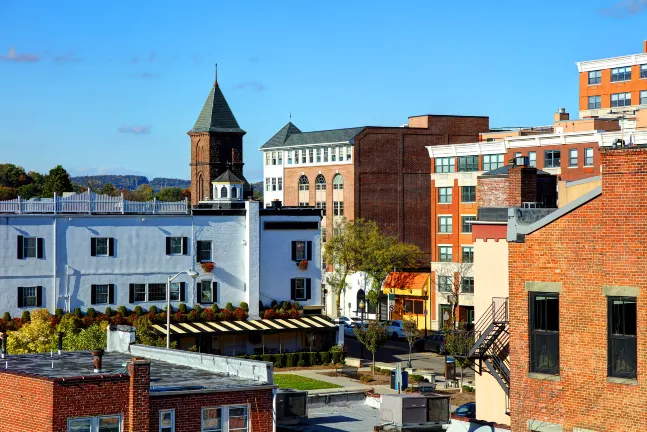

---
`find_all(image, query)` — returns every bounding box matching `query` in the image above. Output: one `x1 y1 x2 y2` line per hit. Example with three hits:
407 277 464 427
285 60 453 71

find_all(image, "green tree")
156 187 182 202
443 323 474 389
7 309 55 354
354 321 390 374
16 182 42 199
63 322 108 351
42 165 74 197
98 183 119 196
0 186 17 200
402 319 419 368
0 164 28 188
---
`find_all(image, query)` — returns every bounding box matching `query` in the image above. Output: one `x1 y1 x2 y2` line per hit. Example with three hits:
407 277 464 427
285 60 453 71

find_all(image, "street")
344 336 475 382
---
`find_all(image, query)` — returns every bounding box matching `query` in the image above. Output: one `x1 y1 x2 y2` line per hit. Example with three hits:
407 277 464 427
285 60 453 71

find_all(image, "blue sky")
1 0 646 182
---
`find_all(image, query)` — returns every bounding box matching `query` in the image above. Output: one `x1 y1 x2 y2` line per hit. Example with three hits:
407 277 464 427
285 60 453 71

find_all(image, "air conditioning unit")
275 388 308 425
379 393 451 427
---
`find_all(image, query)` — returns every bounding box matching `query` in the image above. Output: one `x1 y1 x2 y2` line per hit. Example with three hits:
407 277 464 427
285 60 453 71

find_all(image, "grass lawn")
274 374 343 391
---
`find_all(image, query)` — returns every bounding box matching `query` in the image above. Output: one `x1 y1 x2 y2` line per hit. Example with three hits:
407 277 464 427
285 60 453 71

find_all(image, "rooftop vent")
92 349 104 373
558 108 566 114
271 199 282 209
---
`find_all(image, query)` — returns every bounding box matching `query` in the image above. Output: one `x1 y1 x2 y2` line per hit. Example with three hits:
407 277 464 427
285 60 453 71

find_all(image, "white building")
0 190 322 319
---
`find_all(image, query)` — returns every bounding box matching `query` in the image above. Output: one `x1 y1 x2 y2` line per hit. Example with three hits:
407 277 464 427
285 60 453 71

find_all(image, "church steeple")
189 82 246 135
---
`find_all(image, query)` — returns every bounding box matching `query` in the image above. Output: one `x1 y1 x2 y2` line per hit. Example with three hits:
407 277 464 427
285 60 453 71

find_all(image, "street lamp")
423 285 428 338
359 299 365 360
166 269 199 349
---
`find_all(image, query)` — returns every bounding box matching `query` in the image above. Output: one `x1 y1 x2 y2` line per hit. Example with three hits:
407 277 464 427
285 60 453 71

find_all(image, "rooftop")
383 272 430 290
2 351 265 393
189 82 245 134
480 164 551 177
260 124 365 150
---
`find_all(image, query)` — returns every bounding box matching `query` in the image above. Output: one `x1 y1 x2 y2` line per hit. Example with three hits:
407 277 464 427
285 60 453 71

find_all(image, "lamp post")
359 299 365 360
423 285 428 338
166 269 199 349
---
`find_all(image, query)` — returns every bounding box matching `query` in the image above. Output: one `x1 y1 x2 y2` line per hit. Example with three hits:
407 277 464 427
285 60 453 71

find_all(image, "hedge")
236 350 344 369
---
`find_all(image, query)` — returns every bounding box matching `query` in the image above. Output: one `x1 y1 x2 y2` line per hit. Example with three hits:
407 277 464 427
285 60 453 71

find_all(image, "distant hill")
72 175 190 192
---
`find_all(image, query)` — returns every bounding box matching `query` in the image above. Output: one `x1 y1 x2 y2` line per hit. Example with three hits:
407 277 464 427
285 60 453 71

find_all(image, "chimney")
644 40 647 53
57 332 63 355
0 333 6 359
554 108 569 122
128 357 151 432
92 349 104 373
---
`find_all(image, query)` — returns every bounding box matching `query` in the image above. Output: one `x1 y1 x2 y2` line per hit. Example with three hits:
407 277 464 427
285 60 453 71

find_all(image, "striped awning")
152 315 338 336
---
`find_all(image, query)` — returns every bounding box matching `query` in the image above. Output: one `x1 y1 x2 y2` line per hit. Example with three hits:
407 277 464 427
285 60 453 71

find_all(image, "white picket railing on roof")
0 191 189 215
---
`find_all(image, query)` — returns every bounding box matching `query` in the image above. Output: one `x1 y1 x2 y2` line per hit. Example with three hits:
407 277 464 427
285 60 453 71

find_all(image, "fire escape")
463 297 509 396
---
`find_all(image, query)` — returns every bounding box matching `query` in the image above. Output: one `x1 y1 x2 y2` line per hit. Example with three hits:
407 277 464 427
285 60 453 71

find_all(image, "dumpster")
444 357 456 380
389 369 409 390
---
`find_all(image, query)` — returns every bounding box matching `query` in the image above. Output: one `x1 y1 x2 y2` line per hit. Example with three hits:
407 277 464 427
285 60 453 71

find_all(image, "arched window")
315 174 326 190
220 186 228 198
231 186 238 198
198 175 205 200
299 175 309 191
333 174 343 190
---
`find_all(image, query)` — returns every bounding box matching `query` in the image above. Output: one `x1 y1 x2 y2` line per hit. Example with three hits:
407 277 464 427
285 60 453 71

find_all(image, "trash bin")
390 370 409 390
445 357 456 381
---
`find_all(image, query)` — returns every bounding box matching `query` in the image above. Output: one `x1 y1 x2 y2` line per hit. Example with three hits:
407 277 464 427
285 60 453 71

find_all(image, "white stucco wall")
262 152 284 206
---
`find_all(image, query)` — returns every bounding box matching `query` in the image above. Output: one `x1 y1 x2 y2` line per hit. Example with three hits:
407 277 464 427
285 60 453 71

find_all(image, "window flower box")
297 260 309 271
200 262 215 273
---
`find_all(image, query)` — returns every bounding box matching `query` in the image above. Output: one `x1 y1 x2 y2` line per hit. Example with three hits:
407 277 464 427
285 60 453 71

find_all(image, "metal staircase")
466 297 510 395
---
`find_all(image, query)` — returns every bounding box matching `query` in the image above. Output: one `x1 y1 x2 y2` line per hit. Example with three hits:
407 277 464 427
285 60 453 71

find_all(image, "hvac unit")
275 388 308 425
379 394 451 427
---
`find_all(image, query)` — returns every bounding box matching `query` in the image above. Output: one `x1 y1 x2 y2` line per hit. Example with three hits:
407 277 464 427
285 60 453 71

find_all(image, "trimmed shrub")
193 304 202 312
134 305 144 316
273 354 285 368
86 308 97 318
462 385 475 393
320 351 331 364
294 301 301 310
187 310 200 322
270 300 278 309
2 312 11 321
331 352 342 364
148 305 158 314
73 308 83 318
104 307 113 317
21 310 30 321
409 374 424 383
117 306 128 316
178 303 188 314
210 304 220 313
309 352 318 366
360 375 374 383
225 302 234 312
54 308 64 319
298 352 308 367
297 360 306 367
286 353 298 368
249 355 262 361
239 302 249 312
261 354 273 363
280 301 290 310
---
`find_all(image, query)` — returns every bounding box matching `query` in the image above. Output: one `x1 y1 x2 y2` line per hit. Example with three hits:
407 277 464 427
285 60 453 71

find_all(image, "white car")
386 320 407 340
332 316 356 326
343 322 367 338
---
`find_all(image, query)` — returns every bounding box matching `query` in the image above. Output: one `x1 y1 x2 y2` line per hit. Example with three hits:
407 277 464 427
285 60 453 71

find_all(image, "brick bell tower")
188 72 249 203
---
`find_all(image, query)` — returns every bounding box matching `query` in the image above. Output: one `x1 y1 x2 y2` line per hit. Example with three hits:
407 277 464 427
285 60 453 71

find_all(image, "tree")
443 323 474 389
354 321 390 374
402 319 419 368
16 182 42 199
434 261 473 328
0 186 17 201
156 187 182 202
0 164 28 188
7 309 55 354
98 183 119 197
42 165 74 197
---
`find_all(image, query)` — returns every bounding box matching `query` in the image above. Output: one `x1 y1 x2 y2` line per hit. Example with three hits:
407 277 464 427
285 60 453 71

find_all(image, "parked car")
386 320 408 340
414 332 446 354
343 322 367 338
332 316 359 326
454 402 476 419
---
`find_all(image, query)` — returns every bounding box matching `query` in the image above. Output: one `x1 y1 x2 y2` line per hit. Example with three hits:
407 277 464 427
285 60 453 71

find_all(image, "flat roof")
2 351 265 393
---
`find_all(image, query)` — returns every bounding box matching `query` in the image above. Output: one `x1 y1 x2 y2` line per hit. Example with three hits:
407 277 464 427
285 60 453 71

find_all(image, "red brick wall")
476 177 510 208
0 371 55 432
149 388 274 432
508 147 647 431
128 359 150 432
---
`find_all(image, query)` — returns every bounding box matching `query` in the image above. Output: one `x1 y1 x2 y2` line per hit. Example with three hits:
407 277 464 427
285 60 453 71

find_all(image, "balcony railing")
0 191 189 215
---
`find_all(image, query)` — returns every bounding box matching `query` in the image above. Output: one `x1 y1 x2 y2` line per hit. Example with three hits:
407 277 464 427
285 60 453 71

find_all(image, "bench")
335 365 359 378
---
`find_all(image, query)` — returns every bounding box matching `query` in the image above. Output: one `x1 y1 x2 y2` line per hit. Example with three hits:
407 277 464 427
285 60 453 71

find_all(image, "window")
528 151 536 167
438 216 452 233
323 148 329 163
585 148 594 166
569 149 578 167
148 283 166 302
160 410 175 432
340 147 345 161
228 406 249 432
202 407 222 432
461 186 476 203
321 226 327 243
169 282 181 301
278 178 283 191
611 92 632 107
530 293 559 375
513 152 521 158
438 275 452 292
168 237 183 255
588 95 601 110
462 246 474 263
271 152 277 165
265 152 270 165
438 187 452 203
315 201 326 215
482 154 504 171
331 147 337 162
316 149 321 163
588 70 601 85
611 66 631 82
67 415 121 432
315 175 326 190
642 64 647 79
133 284 146 302
265 178 270 192
461 277 474 294
404 299 424 314
608 297 637 379
435 157 454 173
199 281 216 304
439 246 452 262
332 174 343 189
298 176 309 206
294 241 306 261
641 90 647 105
333 201 344 216
458 155 479 172
301 150 306 164
91 237 113 257
94 284 109 305
18 286 39 307
294 278 306 300
308 149 314 163
197 240 212 262
278 152 282 165
220 186 228 198
346 146 352 160
23 237 38 258
544 150 561 168
287 152 293 165
232 186 238 199
461 216 475 233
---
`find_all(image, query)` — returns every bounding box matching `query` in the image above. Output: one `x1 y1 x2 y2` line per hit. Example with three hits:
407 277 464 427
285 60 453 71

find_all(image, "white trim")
160 409 176 432
576 52 647 72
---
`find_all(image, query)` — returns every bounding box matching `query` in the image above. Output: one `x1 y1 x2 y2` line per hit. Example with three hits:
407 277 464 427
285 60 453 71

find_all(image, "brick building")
506 144 647 431
0 326 275 431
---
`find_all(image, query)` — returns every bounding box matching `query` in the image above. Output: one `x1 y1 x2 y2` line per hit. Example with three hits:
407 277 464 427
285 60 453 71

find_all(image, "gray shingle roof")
213 169 243 183
189 84 246 134
260 124 364 149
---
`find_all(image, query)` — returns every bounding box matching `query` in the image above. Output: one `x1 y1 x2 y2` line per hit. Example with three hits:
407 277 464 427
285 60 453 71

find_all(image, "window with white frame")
641 90 647 105
316 149 321 163
438 216 452 233
197 240 212 262
333 201 344 216
438 187 452 203
435 157 454 173
169 237 183 255
294 278 306 300
346 146 352 160
340 147 345 161
323 148 329 162
67 415 121 432
23 236 38 258
300 150 306 164
202 407 222 432
438 275 452 292
20 286 38 307
202 406 249 432
588 70 601 85
96 237 109 256
585 148 594 166
439 246 452 262
265 178 270 192
482 154 504 171
309 149 314 163
294 241 306 261
569 149 578 167
332 174 343 189
278 151 282 165
160 410 175 432
315 201 326 214
642 64 647 79
271 152 277 165
315 174 326 190
133 284 146 302
298 175 309 206
287 151 293 165
513 152 521 158
331 147 337 162
544 150 561 168
94 284 109 304
265 152 270 166
199 281 215 304
611 92 632 107
278 178 283 191
271 178 277 191
528 151 536 167
611 66 631 82
588 95 601 110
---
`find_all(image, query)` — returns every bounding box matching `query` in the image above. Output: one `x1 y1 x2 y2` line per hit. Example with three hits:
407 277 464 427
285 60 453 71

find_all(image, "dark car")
414 332 446 354
454 402 476 419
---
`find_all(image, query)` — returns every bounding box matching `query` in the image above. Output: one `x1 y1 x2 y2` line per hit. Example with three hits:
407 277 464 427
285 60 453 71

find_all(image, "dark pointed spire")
189 72 246 134
215 63 218 86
